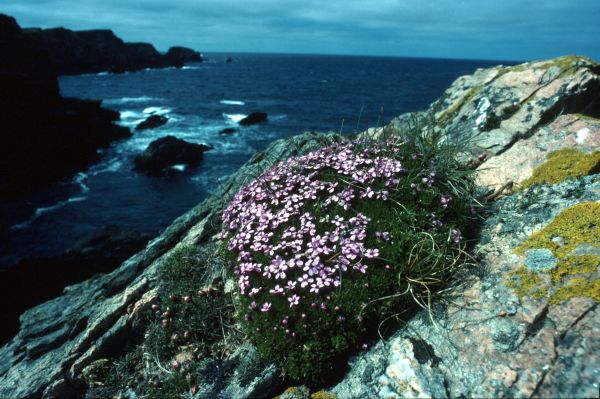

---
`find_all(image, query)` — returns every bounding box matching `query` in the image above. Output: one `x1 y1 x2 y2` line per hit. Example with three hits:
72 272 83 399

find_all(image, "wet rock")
134 114 168 131
239 112 268 126
220 127 237 135
133 135 211 175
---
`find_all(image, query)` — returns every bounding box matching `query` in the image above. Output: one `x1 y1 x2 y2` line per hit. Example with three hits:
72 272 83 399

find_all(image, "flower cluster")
221 140 408 309
219 135 473 383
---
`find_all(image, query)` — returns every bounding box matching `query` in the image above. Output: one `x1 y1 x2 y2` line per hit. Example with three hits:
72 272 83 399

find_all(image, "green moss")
508 202 600 304
521 148 600 188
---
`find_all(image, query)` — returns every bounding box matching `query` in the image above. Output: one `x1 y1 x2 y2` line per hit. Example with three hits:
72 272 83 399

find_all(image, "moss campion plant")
219 128 477 384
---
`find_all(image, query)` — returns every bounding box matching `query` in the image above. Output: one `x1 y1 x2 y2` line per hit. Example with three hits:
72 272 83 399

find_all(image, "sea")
0 53 514 268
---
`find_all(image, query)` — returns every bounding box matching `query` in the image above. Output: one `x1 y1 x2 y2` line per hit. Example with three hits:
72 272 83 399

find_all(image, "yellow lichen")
508 202 600 304
573 113 600 122
521 148 600 188
310 391 336 399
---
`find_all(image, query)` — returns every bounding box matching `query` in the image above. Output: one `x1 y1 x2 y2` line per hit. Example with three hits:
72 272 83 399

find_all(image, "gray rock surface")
332 175 600 399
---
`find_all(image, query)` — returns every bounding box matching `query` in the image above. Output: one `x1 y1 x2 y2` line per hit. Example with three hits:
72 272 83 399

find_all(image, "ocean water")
0 53 512 267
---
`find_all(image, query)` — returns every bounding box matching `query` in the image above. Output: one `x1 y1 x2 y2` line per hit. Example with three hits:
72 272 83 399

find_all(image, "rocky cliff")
0 13 202 76
0 55 598 399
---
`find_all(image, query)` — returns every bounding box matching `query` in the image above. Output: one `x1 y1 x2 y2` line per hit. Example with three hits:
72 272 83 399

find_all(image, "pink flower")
288 295 300 307
261 302 272 312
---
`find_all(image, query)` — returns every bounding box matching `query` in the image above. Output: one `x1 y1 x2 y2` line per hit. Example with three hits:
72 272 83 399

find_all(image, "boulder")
239 112 268 126
134 114 168 131
133 136 211 175
219 127 237 135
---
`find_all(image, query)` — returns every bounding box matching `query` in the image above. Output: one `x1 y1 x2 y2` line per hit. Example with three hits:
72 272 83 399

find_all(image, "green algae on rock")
508 202 600 304
520 148 600 188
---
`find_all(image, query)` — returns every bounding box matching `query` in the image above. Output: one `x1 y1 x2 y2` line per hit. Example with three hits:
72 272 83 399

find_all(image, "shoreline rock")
133 136 212 175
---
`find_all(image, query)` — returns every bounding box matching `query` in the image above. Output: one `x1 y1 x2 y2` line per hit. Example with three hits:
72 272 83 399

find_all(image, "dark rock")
239 112 268 126
0 225 152 347
135 114 168 131
0 14 21 37
0 14 134 198
164 46 202 66
226 57 233 63
219 127 237 135
0 13 203 76
133 136 211 175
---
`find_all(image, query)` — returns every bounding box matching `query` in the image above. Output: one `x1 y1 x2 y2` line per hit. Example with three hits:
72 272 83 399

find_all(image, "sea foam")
220 100 245 106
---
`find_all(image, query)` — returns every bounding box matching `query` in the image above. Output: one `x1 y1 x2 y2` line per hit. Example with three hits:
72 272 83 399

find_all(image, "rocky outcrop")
0 13 202 75
0 132 340 399
133 136 212 175
1 56 599 399
135 114 168 131
0 225 152 347
331 176 600 398
239 112 268 126
164 46 202 65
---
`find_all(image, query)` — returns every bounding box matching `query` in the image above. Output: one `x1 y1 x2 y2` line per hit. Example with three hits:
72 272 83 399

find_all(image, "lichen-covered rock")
476 114 600 190
332 175 600 399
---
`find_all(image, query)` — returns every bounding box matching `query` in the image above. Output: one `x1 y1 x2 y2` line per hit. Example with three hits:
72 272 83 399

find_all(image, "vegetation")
104 245 240 398
521 148 600 188
219 121 479 385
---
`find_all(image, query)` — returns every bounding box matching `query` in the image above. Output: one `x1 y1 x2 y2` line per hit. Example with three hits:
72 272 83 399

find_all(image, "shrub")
219 125 478 384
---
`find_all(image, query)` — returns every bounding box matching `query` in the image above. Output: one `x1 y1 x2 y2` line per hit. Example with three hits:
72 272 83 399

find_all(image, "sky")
2 0 600 62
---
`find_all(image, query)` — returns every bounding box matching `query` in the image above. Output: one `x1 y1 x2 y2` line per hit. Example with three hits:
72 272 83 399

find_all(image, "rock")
134 114 168 131
3 56 600 399
239 112 268 126
219 127 237 135
226 57 233 63
0 131 341 399
0 15 133 199
476 114 600 190
164 46 202 66
332 175 600 398
0 225 152 346
133 136 212 175
0 13 21 36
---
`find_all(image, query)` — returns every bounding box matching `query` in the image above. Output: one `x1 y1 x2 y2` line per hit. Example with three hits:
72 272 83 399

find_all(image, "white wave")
97 72 109 76
223 113 247 123
90 158 123 175
171 164 187 172
11 197 87 230
220 100 245 106
73 172 90 193
182 66 201 70
104 96 160 105
143 106 172 115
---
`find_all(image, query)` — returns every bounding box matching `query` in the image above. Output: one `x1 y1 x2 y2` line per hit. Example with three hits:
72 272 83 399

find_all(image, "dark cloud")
2 0 599 61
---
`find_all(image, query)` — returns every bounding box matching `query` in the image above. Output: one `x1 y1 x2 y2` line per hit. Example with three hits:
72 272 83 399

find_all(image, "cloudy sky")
3 0 599 61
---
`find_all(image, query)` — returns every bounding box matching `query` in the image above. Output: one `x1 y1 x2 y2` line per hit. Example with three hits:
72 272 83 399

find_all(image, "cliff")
0 13 202 75
0 55 598 399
